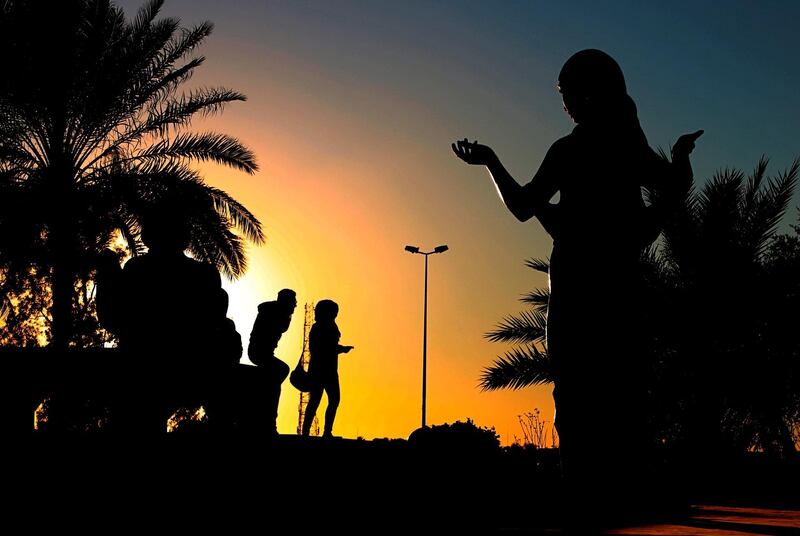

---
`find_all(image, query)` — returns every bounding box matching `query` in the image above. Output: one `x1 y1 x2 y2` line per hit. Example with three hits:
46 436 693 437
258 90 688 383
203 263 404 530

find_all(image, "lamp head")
434 245 449 254
405 245 420 254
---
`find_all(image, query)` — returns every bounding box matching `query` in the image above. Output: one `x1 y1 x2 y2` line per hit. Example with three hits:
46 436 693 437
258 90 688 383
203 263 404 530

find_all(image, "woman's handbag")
289 356 314 392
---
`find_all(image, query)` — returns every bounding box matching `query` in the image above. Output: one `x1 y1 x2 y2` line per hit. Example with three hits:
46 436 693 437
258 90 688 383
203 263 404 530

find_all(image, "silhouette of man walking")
247 288 297 435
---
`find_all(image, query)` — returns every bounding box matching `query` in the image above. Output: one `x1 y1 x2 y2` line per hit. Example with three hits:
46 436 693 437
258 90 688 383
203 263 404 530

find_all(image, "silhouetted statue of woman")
453 49 701 524
301 300 354 437
96 206 234 433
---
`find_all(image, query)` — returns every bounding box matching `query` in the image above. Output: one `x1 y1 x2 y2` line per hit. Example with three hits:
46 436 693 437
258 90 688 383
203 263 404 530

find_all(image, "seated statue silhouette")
96 206 239 433
206 288 244 431
246 288 297 435
453 49 701 526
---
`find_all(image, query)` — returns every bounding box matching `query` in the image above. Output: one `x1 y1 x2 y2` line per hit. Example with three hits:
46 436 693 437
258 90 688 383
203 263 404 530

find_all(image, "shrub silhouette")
409 419 501 452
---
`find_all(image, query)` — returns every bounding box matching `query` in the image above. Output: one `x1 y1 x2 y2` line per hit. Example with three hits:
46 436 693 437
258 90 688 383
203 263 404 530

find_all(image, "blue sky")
117 0 800 187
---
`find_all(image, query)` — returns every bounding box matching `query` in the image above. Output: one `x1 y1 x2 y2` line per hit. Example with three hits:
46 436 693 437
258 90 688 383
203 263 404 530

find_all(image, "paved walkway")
606 505 800 535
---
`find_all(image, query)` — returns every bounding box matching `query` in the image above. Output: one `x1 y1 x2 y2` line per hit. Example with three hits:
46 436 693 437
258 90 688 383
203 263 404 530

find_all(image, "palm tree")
652 157 799 455
480 157 800 455
0 0 263 348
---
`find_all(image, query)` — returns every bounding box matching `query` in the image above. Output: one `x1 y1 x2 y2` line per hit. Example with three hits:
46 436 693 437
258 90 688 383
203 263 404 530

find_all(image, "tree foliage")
0 0 263 347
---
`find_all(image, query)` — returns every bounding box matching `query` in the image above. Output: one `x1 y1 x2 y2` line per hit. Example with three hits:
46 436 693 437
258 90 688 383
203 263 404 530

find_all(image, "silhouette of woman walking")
453 49 701 522
301 300 354 437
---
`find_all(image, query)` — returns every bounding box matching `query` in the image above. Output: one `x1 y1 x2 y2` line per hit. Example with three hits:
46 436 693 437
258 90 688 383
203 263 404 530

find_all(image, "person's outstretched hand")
452 138 496 166
672 130 703 160
341 345 354 353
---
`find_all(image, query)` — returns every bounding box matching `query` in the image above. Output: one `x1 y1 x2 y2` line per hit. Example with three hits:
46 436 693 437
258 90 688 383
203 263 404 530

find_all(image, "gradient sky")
117 0 800 442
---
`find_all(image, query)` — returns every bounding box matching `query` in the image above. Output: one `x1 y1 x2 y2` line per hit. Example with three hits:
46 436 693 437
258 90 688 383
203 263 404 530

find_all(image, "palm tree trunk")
49 197 76 349
48 136 75 350
50 255 74 349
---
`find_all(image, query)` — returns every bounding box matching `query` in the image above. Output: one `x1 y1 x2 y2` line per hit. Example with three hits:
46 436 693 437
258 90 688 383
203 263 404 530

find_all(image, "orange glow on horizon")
204 82 557 443
160 25 558 444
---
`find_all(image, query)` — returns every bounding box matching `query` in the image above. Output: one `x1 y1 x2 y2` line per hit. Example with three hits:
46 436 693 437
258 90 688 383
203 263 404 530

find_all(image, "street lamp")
405 244 449 428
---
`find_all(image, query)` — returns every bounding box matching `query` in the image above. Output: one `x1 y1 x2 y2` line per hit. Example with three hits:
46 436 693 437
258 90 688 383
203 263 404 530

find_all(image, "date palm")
654 157 799 455
0 0 263 348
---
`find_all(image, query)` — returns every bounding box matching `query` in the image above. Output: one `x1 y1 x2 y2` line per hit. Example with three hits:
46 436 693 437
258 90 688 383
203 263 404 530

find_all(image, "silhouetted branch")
130 131 258 174
485 310 547 345
520 288 549 311
524 258 549 274
479 346 552 391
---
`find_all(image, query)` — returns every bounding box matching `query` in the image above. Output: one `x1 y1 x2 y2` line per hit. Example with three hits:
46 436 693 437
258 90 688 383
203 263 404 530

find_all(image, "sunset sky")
117 0 800 442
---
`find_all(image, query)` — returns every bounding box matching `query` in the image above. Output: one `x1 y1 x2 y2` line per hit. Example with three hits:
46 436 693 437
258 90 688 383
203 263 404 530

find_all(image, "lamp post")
405 244 449 428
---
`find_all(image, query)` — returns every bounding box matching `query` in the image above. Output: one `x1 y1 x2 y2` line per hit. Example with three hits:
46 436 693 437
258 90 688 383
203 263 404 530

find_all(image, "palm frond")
520 288 549 311
694 169 746 268
524 257 549 274
131 132 258 174
750 158 799 256
116 214 145 258
659 183 700 276
205 186 264 244
485 309 547 345
697 168 745 225
131 0 165 37
187 211 246 279
113 17 189 109
159 87 246 121
141 55 206 108
157 21 214 73
743 156 769 215
118 88 244 149
640 243 675 288
135 22 213 103
479 345 553 391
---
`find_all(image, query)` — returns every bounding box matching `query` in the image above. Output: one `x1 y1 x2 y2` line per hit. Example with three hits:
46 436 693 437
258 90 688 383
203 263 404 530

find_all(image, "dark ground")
9 434 799 534
2 347 797 533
